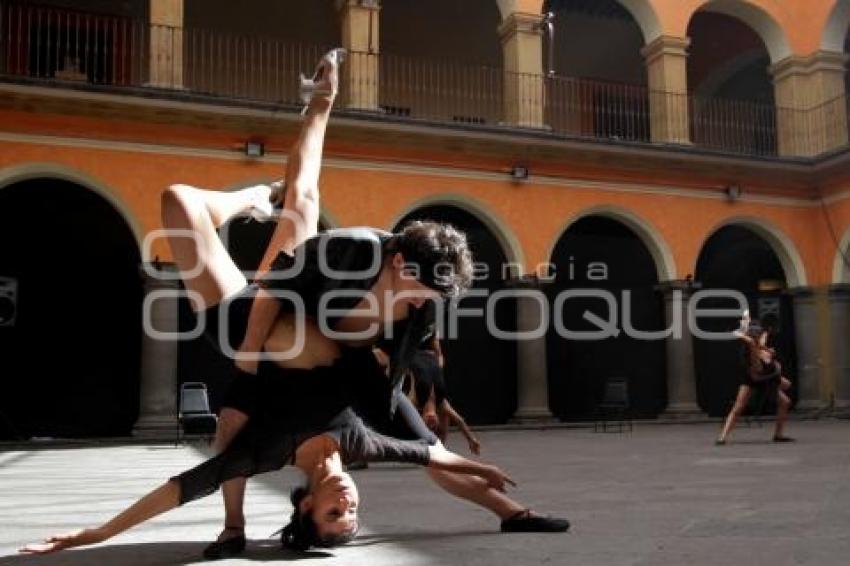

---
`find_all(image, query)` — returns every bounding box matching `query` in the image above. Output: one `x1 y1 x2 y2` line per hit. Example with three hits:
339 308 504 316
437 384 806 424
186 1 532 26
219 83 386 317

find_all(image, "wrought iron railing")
1 1 847 159
0 1 148 85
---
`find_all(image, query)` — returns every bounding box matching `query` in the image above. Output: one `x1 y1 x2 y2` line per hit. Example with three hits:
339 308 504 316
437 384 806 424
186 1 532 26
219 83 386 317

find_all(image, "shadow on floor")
0 541 334 566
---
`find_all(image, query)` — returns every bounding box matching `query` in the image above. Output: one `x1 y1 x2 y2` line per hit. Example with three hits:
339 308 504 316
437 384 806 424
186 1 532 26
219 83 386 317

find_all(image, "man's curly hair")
386 220 474 297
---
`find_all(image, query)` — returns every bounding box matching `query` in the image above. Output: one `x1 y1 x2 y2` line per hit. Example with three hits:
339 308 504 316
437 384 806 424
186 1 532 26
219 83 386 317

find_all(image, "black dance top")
174 407 432 505
259 227 438 405
172 348 436 506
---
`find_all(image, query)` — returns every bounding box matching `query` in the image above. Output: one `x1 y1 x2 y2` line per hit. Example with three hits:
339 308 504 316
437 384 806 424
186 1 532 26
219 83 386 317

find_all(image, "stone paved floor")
1 420 849 565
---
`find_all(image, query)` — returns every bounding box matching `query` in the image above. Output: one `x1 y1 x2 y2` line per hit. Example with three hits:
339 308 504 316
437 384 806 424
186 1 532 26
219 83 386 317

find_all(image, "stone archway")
393 203 517 424
0 177 142 439
546 213 668 420
693 221 802 416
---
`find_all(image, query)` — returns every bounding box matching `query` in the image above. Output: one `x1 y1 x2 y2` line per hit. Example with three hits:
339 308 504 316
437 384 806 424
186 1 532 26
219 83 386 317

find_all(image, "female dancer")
20 49 568 556
19 348 520 555
715 310 793 445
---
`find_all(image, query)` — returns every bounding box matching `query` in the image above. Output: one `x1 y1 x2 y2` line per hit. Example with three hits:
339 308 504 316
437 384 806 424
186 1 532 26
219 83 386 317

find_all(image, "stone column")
133 263 181 438
771 52 849 157
657 280 701 416
508 276 554 422
337 0 380 111
641 36 691 145
828 285 850 415
789 287 825 411
148 0 184 89
498 12 546 129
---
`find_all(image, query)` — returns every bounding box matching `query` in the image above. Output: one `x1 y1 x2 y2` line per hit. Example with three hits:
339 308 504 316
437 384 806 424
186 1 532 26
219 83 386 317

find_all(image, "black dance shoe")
500 510 570 533
772 435 796 443
203 532 246 560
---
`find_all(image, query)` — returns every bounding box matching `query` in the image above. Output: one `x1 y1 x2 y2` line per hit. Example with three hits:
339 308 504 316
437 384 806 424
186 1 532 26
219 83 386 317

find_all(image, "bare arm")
732 329 755 346
20 481 181 555
427 443 513 492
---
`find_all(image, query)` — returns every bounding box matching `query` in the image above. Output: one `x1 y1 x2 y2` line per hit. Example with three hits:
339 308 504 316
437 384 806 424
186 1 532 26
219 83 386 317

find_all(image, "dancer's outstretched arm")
20 481 180 555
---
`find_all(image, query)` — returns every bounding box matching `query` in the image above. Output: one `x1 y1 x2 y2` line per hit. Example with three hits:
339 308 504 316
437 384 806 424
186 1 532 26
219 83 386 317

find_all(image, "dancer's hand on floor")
19 527 107 554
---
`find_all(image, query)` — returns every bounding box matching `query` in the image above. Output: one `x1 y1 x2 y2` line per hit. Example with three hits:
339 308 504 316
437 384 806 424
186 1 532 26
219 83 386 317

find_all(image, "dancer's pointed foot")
243 184 274 222
299 47 346 106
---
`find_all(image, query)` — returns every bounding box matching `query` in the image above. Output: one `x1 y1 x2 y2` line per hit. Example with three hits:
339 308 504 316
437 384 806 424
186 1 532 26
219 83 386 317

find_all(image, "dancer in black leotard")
715 310 793 445
19 349 520 556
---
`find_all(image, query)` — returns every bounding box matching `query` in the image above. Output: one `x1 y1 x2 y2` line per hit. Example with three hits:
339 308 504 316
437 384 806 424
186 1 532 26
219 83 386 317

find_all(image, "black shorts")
201 284 259 357
200 284 259 414
221 371 259 415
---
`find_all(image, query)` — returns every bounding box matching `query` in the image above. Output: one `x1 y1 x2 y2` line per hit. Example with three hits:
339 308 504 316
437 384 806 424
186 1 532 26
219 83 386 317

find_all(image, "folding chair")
594 376 633 433
177 382 218 444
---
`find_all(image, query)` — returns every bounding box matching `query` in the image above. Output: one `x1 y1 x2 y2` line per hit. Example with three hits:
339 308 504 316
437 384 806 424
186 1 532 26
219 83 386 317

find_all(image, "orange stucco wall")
1 129 842 287
655 0 838 55
2 0 848 288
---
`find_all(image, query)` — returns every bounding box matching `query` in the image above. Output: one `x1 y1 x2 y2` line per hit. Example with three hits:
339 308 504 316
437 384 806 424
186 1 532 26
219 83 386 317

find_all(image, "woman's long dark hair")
280 487 358 551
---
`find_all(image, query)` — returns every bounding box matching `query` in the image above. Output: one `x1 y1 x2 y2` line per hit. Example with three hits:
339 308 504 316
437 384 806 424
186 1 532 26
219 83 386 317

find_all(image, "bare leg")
213 52 342 543
234 60 338 373
208 477 248 545
717 385 752 443
161 184 270 310
425 468 523 520
774 387 792 439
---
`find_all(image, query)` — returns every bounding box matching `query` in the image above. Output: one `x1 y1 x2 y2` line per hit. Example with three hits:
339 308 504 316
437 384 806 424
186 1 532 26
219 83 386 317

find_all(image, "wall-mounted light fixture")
724 184 742 201
244 141 265 158
510 165 529 181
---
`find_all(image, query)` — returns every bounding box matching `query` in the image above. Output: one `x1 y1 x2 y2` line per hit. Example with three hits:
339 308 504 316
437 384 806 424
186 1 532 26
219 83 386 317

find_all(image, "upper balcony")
1 0 848 163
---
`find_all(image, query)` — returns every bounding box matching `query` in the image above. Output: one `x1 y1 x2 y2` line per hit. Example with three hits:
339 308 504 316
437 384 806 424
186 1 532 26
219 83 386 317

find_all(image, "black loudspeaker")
0 276 17 327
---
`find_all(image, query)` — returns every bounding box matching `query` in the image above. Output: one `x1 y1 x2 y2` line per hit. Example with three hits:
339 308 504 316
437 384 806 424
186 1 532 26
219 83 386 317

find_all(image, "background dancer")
716 310 793 445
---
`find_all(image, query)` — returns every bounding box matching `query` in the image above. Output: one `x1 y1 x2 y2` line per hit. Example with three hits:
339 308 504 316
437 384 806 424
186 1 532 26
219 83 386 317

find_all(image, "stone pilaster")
641 36 691 145
656 280 702 416
148 0 184 89
507 276 554 422
789 287 826 411
498 12 546 129
771 51 849 157
827 285 850 415
133 262 181 438
337 0 380 111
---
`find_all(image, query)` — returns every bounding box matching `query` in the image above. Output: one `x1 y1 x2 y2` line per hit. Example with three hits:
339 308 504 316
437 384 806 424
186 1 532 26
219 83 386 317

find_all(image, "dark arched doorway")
0 178 142 439
694 225 798 416
546 215 666 420
393 205 516 424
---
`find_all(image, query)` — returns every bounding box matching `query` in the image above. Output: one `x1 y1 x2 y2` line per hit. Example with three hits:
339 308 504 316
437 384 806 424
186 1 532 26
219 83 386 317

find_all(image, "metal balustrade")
1 1 847 159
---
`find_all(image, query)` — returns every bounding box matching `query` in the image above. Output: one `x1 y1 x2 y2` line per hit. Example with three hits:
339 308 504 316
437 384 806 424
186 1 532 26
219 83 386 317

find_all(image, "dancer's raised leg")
160 183 271 311
236 48 344 372
211 49 344 554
